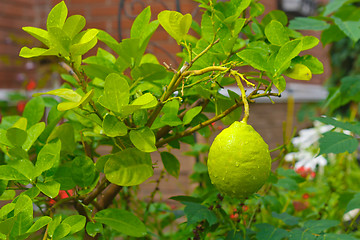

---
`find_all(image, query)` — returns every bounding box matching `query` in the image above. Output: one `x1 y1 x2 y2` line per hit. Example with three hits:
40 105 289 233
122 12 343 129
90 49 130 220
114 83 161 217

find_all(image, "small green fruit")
207 121 271 199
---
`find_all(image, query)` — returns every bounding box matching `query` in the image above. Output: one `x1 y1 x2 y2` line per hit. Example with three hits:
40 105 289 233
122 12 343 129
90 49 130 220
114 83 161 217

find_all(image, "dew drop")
235 162 240 167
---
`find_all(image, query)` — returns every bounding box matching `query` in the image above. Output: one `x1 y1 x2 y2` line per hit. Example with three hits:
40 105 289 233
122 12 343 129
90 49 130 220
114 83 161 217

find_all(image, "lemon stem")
232 71 249 124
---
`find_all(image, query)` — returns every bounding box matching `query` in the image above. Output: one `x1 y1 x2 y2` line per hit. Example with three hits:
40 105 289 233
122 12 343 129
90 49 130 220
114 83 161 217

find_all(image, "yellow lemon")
207 121 271 199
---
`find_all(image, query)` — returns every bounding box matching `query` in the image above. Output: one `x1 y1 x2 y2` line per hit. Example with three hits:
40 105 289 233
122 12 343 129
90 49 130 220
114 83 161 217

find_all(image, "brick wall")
1 0 331 89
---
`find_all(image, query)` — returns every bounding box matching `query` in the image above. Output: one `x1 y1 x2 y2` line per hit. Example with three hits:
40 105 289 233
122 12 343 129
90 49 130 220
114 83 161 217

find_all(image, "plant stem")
232 72 249 123
156 98 243 147
82 178 110 206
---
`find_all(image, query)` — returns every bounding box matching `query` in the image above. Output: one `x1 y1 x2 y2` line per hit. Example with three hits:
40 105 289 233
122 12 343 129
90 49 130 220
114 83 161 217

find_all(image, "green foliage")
2 0 353 239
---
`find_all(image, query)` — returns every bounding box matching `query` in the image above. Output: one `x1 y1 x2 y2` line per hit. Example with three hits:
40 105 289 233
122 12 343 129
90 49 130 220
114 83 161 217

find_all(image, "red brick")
90 6 118 17
70 0 106 4
9 0 35 7
0 2 35 19
151 28 171 41
86 19 109 31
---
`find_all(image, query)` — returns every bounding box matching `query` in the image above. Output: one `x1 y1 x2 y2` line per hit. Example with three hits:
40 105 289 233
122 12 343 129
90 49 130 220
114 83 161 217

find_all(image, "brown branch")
156 98 205 141
98 184 123 210
156 99 243 148
82 178 110 206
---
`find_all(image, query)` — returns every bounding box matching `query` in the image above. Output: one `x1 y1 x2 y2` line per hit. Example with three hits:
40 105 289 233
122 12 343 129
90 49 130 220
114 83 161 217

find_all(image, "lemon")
207 121 271 199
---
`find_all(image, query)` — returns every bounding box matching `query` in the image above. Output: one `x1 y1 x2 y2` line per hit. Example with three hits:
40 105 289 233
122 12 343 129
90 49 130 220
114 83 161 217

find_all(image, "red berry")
302 193 310 199
17 101 26 113
26 79 37 91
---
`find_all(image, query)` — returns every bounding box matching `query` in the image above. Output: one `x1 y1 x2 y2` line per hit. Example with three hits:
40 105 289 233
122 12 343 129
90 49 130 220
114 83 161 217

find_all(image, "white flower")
294 154 327 171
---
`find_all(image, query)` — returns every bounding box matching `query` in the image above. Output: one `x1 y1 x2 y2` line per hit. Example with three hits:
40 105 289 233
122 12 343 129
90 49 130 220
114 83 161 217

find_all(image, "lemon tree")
0 0 327 239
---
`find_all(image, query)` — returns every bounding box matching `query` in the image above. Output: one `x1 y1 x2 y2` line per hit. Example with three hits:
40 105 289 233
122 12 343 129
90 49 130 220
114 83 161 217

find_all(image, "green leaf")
12 117 27 131
48 27 71 57
333 17 360 44
292 55 324 75
183 106 202 125
321 24 346 46
98 73 129 112
53 222 71 240
272 212 300 226
86 222 103 237
322 0 349 16
36 140 61 173
131 63 167 82
115 38 142 69
131 6 151 39
289 17 330 31
57 89 94 111
0 203 15 219
6 128 27 147
9 212 33 238
70 29 99 55
271 76 286 93
23 97 45 128
215 92 242 125
303 219 339 234
22 27 49 46
14 194 33 217
237 49 269 72
265 20 289 46
47 215 62 238
160 100 182 126
48 123 75 154
104 148 153 186
160 152 180 178
158 10 192 44
94 209 147 237
8 159 38 181
301 36 319 50
131 93 157 109
34 88 81 102
26 216 52 233
345 192 360 214
255 223 290 240
0 190 16 201
95 155 111 173
47 1 68 29
183 202 217 226
62 215 86 235
274 178 298 190
0 129 12 147
284 64 312 80
19 47 58 58
71 156 96 188
129 127 157 152
36 181 60 198
0 166 27 181
274 39 302 74
250 2 265 17
262 10 288 26
8 147 29 161
314 116 360 135
319 132 358 155
339 75 360 103
63 15 86 39
102 114 127 137
23 122 46 151
0 180 7 198
54 164 76 190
